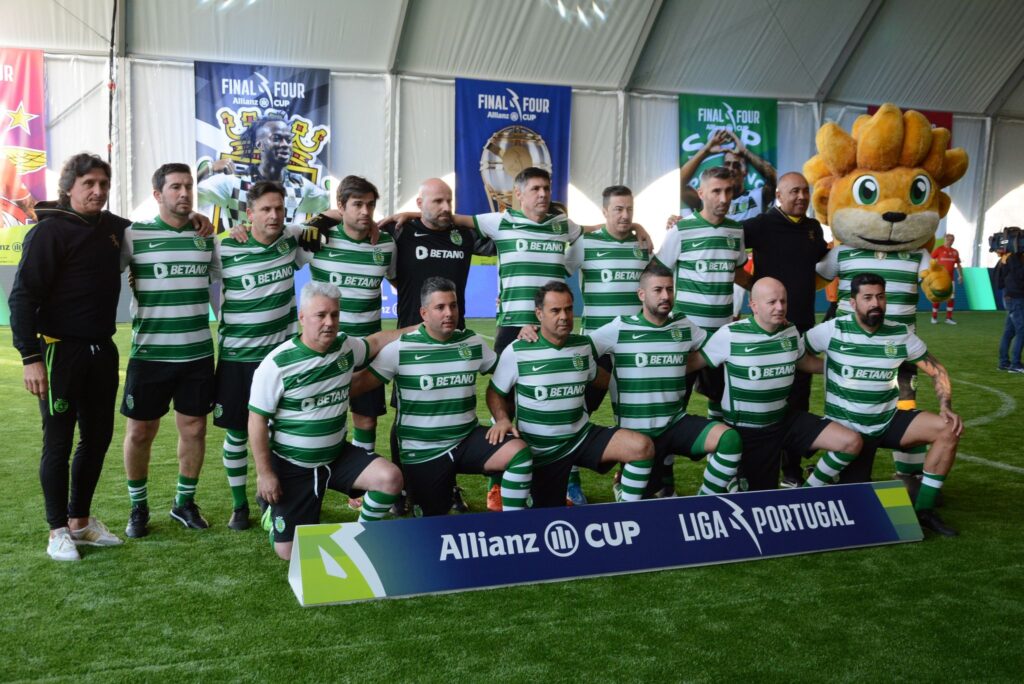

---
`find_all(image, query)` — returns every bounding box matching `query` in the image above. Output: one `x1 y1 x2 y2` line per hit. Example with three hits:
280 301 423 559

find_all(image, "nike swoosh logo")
326 251 343 258
631 333 647 339
414 354 429 360
148 242 165 248
596 252 610 257
232 254 246 262
839 345 856 351
531 364 549 371
414 232 429 237
690 240 707 248
744 346 760 352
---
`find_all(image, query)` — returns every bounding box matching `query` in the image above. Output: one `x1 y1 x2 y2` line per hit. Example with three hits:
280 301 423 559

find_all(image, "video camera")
988 226 1024 254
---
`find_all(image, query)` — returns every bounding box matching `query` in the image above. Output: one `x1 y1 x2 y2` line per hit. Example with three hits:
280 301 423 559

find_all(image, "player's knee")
374 462 404 494
840 430 863 455
125 419 158 445
275 542 291 561
634 434 655 460
178 415 207 441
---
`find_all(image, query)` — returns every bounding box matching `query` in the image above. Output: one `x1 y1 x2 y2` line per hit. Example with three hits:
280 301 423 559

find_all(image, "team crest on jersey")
337 355 350 371
458 342 472 360
193 236 206 249
214 404 224 418
884 341 898 358
726 237 737 250
780 337 793 351
633 244 645 259
450 231 463 246
551 221 565 235
572 352 585 370
277 241 289 255
372 247 385 265
670 328 683 342
126 394 135 410
53 398 69 413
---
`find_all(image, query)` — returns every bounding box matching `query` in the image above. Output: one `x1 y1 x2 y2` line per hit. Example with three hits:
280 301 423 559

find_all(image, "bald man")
690 278 862 490
742 171 830 486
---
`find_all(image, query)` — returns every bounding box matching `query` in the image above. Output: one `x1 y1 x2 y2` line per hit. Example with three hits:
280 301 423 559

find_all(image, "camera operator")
995 228 1024 373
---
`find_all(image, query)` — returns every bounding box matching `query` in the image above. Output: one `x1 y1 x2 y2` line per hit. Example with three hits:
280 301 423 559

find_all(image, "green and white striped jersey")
248 333 369 467
474 210 581 327
567 227 650 334
490 334 597 465
655 214 746 332
309 225 396 337
816 245 930 328
216 227 301 363
120 217 219 362
700 318 804 428
369 326 497 464
805 315 927 437
590 313 706 436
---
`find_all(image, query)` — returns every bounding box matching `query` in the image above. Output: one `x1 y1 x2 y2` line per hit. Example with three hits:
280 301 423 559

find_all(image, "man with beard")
802 273 961 536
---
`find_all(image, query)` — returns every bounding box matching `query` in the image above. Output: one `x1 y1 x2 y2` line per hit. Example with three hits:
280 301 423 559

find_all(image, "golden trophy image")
479 125 552 212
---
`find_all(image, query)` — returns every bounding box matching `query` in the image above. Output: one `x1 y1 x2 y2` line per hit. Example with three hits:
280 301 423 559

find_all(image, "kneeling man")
248 282 404 559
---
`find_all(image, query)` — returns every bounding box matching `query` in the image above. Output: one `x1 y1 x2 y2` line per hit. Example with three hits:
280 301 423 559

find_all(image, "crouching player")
248 282 404 560
352 277 533 515
487 281 654 507
802 273 962 536
689 278 863 490
588 262 744 496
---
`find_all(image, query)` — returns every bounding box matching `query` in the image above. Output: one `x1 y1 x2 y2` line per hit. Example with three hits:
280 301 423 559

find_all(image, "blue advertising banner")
194 61 331 232
454 78 572 215
288 482 920 606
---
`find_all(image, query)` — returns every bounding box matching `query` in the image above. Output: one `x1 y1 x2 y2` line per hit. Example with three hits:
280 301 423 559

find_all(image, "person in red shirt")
931 233 965 324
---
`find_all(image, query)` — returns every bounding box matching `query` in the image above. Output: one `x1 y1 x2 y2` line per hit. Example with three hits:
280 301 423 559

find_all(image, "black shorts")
351 383 386 418
838 409 920 484
584 353 613 414
653 415 718 463
531 425 619 508
684 365 725 409
402 426 512 516
213 359 260 431
120 356 215 420
734 410 830 491
267 443 378 543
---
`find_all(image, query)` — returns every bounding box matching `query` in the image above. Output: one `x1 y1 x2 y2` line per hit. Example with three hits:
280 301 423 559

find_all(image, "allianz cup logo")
544 520 579 557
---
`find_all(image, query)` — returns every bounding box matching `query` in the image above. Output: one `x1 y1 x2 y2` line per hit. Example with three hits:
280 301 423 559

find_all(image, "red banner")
0 47 46 226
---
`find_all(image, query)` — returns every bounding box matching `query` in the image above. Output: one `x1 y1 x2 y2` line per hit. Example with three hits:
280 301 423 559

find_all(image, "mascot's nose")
882 211 907 223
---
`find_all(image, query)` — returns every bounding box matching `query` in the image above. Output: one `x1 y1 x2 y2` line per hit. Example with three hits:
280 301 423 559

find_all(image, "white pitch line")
957 452 1024 475
956 378 1017 428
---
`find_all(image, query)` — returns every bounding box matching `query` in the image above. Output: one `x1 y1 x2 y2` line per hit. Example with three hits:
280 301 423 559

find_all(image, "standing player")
119 163 220 537
198 113 329 231
816 225 932 487
249 282 405 560
487 282 654 507
563 184 649 502
307 175 395 473
930 234 964 325
802 273 961 535
689 278 863 490
589 262 744 496
214 181 303 531
657 166 753 423
353 277 533 515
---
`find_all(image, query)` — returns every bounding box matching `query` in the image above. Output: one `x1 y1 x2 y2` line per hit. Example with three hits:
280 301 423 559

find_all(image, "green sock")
500 447 533 511
175 474 199 507
698 429 742 495
893 445 927 476
617 460 652 501
359 490 398 522
487 474 501 489
223 429 248 509
127 478 148 509
914 470 946 511
351 426 375 453
804 451 856 487
568 466 582 487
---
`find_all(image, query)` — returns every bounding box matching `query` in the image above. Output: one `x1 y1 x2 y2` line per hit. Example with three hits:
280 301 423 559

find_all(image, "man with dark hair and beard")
802 272 963 536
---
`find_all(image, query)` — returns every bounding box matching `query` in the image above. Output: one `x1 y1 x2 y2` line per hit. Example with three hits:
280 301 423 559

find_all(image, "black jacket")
8 202 130 363
997 254 1024 299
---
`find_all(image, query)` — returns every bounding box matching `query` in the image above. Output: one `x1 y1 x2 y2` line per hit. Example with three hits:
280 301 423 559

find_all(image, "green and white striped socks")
500 448 533 511
698 429 742 495
804 451 856 487
359 490 398 522
222 429 248 509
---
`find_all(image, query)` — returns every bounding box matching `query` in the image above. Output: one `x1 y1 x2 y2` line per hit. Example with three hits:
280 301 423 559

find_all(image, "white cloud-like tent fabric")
4 0 1024 266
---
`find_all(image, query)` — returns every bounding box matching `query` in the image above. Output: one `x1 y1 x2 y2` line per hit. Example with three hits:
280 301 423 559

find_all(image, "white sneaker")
47 528 81 561
945 319 957 325
930 318 938 324
71 517 123 546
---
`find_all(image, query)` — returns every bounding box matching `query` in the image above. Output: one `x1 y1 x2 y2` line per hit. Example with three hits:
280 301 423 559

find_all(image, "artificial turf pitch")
2 312 1022 681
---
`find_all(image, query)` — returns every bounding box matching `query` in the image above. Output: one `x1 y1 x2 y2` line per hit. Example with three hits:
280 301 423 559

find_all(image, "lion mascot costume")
804 103 968 485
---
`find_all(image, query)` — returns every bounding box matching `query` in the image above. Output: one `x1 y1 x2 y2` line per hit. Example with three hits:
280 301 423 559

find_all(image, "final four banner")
455 78 572 215
0 48 46 228
194 61 331 231
289 482 920 606
678 94 777 212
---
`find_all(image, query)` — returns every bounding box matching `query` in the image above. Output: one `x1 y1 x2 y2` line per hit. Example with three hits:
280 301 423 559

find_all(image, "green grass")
2 313 1023 682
